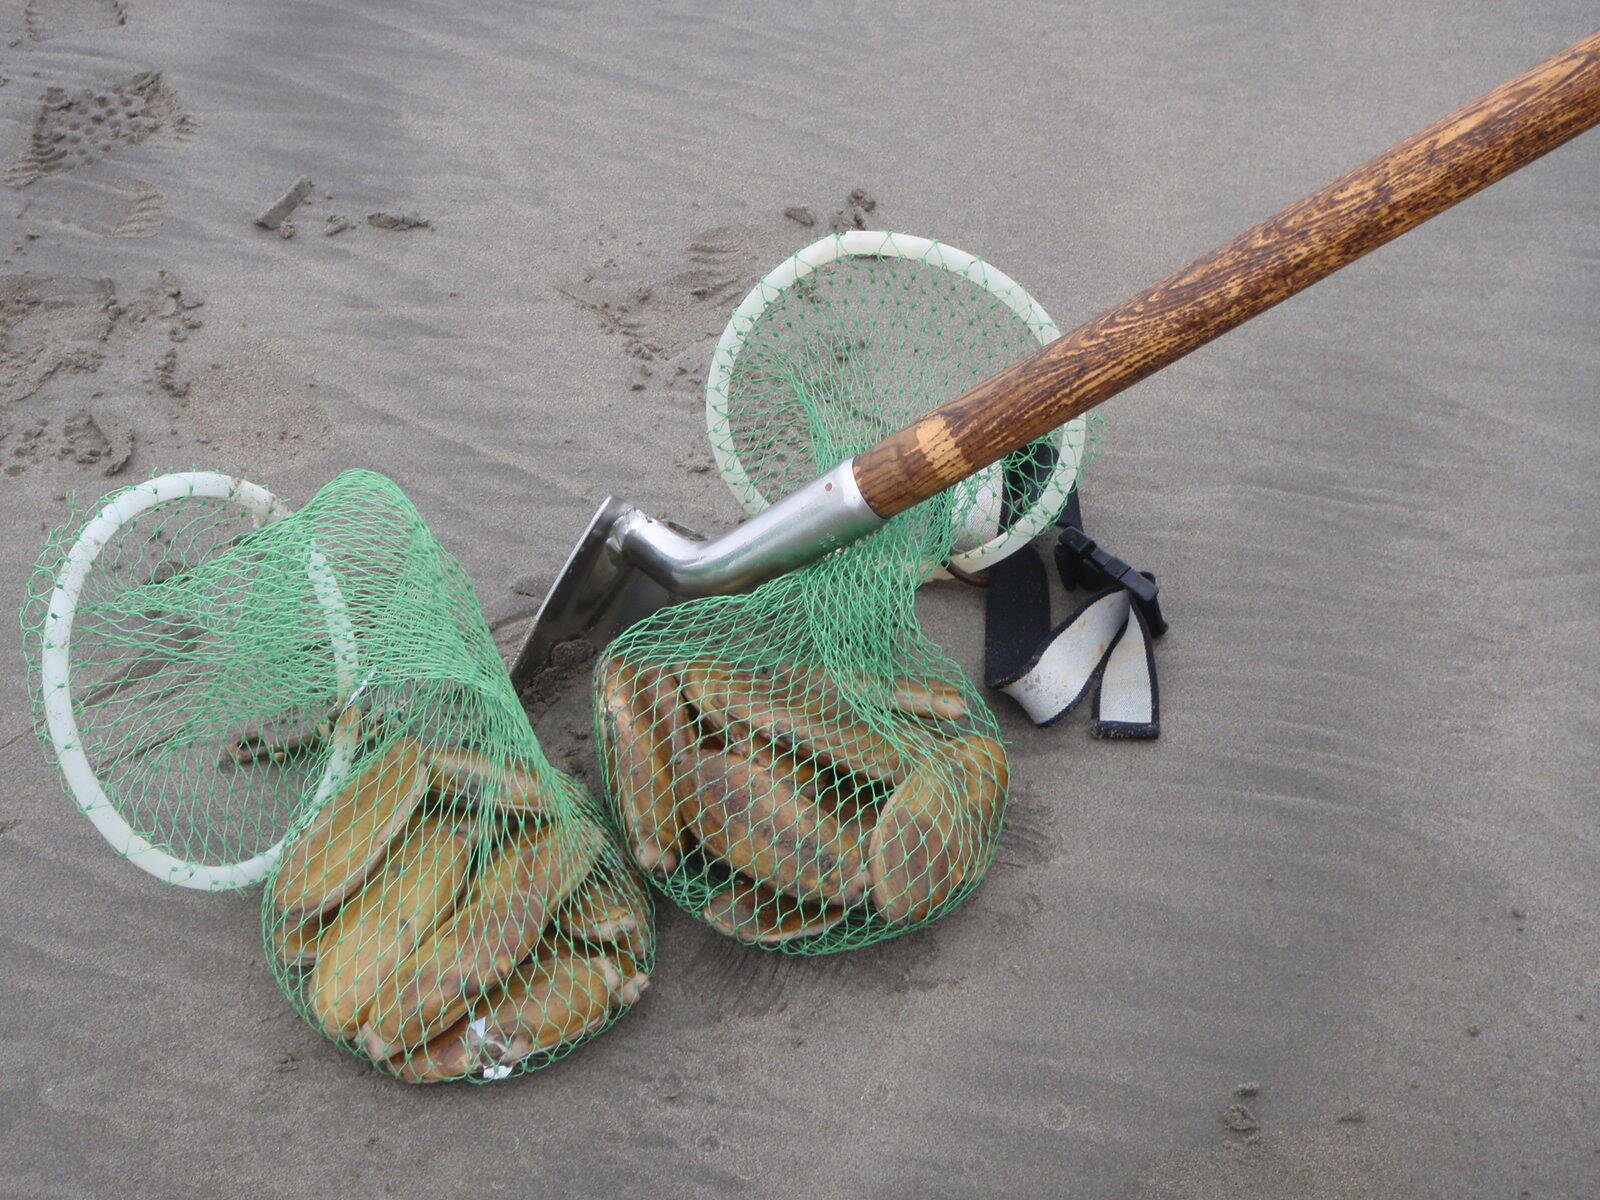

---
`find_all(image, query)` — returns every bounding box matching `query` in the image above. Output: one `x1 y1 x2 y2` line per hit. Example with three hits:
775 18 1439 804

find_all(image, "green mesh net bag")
24 469 652 1082
596 232 1093 953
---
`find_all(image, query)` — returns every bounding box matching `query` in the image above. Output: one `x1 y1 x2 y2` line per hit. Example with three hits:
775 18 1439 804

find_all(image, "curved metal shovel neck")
509 459 882 691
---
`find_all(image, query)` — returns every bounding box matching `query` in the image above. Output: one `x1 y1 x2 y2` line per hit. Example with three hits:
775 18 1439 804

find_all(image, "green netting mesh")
597 233 1093 954
24 469 652 1082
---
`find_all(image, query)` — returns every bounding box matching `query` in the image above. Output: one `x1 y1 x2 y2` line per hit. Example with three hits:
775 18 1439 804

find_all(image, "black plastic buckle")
1053 493 1168 638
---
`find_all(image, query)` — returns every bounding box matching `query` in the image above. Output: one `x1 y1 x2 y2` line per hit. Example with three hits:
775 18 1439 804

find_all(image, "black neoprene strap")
982 459 1165 738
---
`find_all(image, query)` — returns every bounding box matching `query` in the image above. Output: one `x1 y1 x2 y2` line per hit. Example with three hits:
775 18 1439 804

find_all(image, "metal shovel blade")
508 497 670 692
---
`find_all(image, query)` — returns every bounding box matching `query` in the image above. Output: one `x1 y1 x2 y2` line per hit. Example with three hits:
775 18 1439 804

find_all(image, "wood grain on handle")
853 29 1600 518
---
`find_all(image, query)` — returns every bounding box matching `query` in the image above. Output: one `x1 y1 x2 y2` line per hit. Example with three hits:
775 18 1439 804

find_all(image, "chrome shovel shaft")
617 460 881 595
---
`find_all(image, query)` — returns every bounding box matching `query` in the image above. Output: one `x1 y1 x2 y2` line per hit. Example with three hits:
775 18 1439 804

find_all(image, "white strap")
1000 590 1127 724
1094 602 1158 738
1097 609 1151 724
998 587 1160 737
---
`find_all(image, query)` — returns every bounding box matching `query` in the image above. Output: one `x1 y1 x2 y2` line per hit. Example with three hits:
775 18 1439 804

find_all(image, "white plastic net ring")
706 230 1088 574
38 472 360 891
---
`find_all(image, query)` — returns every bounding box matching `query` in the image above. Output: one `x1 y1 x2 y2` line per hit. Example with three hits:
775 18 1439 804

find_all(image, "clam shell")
678 733 868 907
383 940 625 1084
597 657 686 871
887 675 968 721
270 737 429 922
781 663 968 722
306 809 474 1038
702 876 849 946
679 661 915 785
359 815 604 1058
868 732 1007 926
426 747 546 816
271 911 329 970
554 861 653 960
604 943 651 1007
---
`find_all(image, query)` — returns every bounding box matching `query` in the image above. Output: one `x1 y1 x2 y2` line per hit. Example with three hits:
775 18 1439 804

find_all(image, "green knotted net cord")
597 239 1094 954
24 469 652 1082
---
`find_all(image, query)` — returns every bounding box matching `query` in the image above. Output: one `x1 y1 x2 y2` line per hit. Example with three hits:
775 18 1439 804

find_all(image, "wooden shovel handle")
853 29 1600 518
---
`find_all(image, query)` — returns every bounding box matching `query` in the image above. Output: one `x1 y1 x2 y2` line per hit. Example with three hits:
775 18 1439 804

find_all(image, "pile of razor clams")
598 656 1007 947
266 718 651 1084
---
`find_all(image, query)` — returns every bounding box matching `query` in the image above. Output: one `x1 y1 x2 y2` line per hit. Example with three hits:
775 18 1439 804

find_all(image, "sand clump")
367 212 431 231
255 176 313 234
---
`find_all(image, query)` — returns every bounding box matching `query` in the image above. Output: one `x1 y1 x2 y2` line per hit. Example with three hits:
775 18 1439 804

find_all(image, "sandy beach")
1 2 1596 1196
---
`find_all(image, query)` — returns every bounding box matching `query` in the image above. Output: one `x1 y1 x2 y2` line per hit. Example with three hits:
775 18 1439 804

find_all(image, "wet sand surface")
0 3 1596 1197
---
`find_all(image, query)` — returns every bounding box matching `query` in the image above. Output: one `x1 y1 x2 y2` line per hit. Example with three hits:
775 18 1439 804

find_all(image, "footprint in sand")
24 0 128 43
59 406 133 473
0 274 116 406
4 408 132 477
18 173 164 237
0 272 243 483
557 224 801 392
558 197 887 395
3 70 197 188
